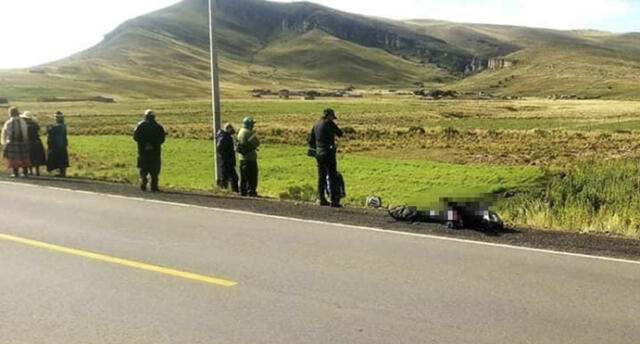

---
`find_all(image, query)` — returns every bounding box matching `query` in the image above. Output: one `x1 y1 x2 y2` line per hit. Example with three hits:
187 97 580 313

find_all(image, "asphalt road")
1 182 639 343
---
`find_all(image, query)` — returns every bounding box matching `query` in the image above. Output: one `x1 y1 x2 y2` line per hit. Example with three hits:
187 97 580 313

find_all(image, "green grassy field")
12 97 640 167
67 136 544 206
4 96 640 237
65 134 640 237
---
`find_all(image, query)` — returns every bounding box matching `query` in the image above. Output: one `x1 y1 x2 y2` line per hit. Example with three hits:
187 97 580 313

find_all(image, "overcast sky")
0 0 638 69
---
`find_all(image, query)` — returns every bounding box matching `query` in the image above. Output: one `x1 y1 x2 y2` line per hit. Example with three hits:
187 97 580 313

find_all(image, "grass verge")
500 158 640 237
67 135 544 207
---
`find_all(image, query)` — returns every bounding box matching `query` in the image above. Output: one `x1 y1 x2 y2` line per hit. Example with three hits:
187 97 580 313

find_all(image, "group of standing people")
1 107 69 178
3 105 345 209
216 116 260 197
214 108 344 208
134 111 262 197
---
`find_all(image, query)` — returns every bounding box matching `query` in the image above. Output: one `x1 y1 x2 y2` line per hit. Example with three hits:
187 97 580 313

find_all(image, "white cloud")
0 0 181 69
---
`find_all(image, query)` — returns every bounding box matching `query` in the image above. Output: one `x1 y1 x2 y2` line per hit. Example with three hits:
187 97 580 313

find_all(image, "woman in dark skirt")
1 107 31 177
21 112 46 176
47 111 69 177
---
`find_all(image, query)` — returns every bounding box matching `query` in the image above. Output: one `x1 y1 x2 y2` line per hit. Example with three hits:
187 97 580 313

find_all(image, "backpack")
325 172 346 200
388 206 419 222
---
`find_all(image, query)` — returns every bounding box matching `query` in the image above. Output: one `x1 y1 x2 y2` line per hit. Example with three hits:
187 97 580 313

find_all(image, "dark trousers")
138 153 161 191
219 165 240 193
240 160 258 196
316 152 340 204
140 170 159 191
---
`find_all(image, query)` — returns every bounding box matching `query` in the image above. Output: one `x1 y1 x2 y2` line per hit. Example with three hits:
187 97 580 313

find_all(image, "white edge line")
3 181 639 266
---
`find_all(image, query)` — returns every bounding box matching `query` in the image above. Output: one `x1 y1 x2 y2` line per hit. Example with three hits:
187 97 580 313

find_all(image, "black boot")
150 174 160 192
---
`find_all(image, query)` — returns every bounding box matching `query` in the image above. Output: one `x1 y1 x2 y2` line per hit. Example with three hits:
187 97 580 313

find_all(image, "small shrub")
487 129 501 138
408 126 426 134
443 127 459 138
534 129 549 137
279 184 316 202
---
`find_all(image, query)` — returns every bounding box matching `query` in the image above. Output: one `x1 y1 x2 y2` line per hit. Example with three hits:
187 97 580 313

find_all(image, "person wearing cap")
46 111 69 177
216 122 239 193
236 116 260 197
1 107 31 177
21 111 47 176
134 109 166 192
309 108 344 207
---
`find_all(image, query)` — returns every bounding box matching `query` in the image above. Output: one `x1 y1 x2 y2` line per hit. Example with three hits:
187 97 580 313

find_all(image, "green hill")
1 0 639 100
407 21 640 99
253 29 451 85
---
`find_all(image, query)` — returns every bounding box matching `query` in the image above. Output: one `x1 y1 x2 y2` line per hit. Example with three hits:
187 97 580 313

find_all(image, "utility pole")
209 0 222 186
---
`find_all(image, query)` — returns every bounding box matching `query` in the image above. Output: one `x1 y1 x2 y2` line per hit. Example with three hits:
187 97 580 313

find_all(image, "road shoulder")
2 175 639 261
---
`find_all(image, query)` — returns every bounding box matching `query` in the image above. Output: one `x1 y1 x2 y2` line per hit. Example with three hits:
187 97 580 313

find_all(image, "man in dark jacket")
134 109 166 192
216 123 239 193
309 108 344 207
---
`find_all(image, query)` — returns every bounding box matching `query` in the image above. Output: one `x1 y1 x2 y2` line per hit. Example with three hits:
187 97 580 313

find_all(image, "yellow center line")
0 233 237 287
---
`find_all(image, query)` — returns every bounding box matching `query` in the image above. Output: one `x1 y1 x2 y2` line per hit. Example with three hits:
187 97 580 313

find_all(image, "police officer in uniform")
309 109 343 207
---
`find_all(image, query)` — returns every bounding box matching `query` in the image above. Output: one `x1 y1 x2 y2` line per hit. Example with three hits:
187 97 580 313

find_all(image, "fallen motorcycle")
388 201 505 231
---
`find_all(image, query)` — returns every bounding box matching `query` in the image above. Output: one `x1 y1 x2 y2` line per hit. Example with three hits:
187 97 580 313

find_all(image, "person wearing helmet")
134 109 166 192
237 116 260 197
216 122 239 193
309 108 344 207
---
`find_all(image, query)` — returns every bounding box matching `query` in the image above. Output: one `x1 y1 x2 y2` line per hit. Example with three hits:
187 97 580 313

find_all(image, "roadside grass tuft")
499 159 640 237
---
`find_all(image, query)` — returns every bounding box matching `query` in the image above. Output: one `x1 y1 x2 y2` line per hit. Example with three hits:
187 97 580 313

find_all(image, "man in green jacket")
237 117 260 197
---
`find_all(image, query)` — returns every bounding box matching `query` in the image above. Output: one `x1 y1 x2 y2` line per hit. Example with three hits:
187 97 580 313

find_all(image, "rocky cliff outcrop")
464 57 514 74
488 58 513 70
465 57 487 73
215 0 473 72
97 0 479 74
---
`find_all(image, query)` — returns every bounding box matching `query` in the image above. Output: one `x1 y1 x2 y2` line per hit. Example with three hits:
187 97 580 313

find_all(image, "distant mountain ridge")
1 0 639 100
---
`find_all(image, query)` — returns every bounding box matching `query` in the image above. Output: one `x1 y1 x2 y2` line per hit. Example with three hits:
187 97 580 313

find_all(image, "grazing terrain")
4 96 640 237
1 0 640 101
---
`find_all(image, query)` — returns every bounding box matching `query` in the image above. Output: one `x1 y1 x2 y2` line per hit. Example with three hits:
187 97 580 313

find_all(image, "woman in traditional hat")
47 111 69 177
1 107 31 177
20 111 47 176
